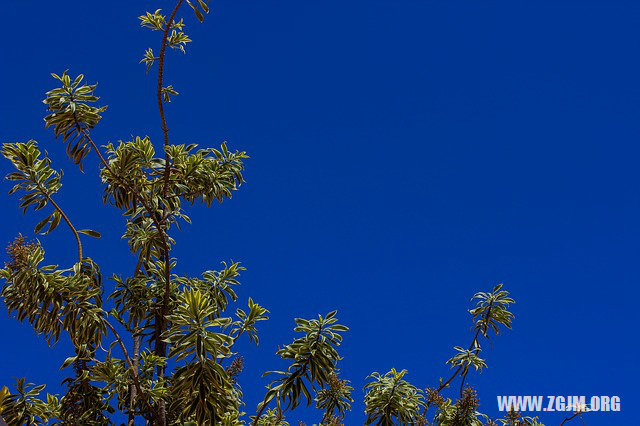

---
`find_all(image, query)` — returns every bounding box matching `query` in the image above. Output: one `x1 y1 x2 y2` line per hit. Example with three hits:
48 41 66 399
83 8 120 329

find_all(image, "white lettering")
590 396 600 411
611 396 620 411
547 396 555 412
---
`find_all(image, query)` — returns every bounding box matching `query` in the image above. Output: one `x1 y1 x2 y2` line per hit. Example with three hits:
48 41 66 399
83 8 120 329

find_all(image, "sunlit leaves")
169 359 240 424
179 261 243 317
187 0 211 23
469 283 515 340
33 211 62 235
315 372 353 421
260 312 348 414
432 387 483 426
167 31 192 53
496 412 546 426
0 242 106 347
232 297 269 345
424 285 517 424
168 141 248 206
78 229 101 238
0 378 58 425
363 369 425 425
167 289 234 362
139 9 166 31
59 359 114 425
109 274 154 330
0 386 9 412
101 139 247 226
43 71 107 169
446 347 487 376
1 142 62 214
140 48 158 72
253 408 290 426
161 85 179 102
101 136 157 210
166 289 244 424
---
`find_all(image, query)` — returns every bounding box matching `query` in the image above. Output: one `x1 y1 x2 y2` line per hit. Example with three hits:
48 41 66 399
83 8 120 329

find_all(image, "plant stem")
103 319 160 420
157 0 184 152
76 112 170 426
128 321 140 425
154 2 184 424
560 412 585 425
422 303 493 416
45 195 83 263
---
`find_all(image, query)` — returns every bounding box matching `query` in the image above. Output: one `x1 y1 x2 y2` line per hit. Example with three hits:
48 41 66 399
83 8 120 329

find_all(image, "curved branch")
253 399 270 426
46 195 83 263
157 0 184 151
154 3 184 424
156 0 184 312
434 327 482 396
157 0 184 208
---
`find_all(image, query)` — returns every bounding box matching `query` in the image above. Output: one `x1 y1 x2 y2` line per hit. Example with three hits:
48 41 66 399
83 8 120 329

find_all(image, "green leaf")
34 213 53 234
198 0 210 14
194 7 205 22
60 356 77 370
78 229 101 238
46 211 61 234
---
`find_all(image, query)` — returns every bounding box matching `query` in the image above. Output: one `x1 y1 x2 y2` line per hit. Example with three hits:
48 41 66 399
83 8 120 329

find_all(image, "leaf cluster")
43 71 106 169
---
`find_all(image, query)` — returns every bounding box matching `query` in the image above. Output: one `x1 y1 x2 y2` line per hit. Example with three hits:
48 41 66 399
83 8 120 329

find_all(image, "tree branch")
157 0 184 153
154 3 184 424
74 125 170 424
103 318 160 420
45 194 83 263
423 303 493 416
560 411 586 425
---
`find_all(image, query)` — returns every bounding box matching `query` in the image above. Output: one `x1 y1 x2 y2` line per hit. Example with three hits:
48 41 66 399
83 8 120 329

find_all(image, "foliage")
315 373 353 422
0 2 585 426
43 72 106 170
258 312 348 417
363 369 425 425
0 379 59 425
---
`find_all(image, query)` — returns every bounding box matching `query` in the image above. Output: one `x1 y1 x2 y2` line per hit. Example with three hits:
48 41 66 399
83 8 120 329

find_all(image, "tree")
0 2 588 425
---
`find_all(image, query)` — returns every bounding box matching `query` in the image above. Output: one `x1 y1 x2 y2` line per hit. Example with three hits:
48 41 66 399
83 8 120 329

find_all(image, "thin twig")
157 0 184 152
459 372 467 397
423 304 493 416
560 411 585 425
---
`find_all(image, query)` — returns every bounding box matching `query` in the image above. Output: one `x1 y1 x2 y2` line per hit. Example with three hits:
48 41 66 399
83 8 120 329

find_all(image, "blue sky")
1 0 638 424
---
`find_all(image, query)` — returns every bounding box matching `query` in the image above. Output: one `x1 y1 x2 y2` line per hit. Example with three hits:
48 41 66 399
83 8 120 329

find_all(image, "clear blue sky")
1 0 638 424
